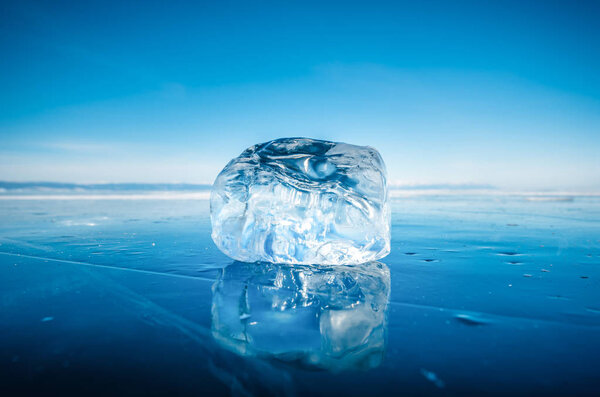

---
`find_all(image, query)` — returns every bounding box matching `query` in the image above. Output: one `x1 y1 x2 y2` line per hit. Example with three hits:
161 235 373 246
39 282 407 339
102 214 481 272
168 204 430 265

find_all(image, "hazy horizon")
2 180 600 196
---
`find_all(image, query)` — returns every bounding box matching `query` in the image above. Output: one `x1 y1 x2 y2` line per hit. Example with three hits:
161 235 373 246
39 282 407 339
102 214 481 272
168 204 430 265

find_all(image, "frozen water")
210 138 391 265
2 195 600 395
211 261 390 371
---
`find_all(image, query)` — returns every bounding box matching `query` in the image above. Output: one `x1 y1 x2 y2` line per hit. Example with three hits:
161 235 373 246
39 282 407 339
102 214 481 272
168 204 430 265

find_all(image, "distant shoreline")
0 180 598 201
0 181 213 192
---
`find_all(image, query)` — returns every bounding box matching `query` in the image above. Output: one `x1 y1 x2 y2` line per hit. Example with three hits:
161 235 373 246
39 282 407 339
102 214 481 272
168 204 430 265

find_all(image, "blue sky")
1 0 599 190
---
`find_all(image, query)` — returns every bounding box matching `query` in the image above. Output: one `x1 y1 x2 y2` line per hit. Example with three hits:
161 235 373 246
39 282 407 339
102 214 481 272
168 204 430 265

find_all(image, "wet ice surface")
1 195 600 396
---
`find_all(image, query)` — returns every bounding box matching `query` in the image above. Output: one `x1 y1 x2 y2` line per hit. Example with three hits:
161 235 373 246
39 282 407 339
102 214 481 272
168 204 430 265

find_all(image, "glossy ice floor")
1 196 599 396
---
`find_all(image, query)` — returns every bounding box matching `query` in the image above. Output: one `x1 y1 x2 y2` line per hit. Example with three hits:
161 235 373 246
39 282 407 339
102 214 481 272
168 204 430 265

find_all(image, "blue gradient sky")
1 0 599 190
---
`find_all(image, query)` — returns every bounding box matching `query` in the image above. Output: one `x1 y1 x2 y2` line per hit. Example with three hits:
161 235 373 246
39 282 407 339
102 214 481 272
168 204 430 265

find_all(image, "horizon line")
1 181 599 199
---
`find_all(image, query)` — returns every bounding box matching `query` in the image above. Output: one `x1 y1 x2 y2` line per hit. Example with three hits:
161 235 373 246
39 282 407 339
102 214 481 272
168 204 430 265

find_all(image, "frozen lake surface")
1 194 599 396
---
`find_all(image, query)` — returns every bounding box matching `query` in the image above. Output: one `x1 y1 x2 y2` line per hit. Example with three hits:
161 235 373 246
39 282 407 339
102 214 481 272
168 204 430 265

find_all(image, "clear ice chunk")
210 137 390 265
211 261 390 371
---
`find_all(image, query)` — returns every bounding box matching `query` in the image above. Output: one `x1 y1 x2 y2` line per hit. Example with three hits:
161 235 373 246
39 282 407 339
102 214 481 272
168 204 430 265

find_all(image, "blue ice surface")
0 194 599 396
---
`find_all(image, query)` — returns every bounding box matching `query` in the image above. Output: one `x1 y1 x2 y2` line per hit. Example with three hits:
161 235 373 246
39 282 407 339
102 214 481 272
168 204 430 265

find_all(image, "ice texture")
210 138 390 265
211 261 390 371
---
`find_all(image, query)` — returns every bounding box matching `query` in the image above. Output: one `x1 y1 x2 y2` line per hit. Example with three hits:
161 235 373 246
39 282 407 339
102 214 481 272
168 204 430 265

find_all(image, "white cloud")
41 141 117 153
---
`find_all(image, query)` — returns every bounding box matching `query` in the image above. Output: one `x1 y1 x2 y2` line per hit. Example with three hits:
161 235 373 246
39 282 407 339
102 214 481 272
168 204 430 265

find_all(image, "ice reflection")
211 261 390 371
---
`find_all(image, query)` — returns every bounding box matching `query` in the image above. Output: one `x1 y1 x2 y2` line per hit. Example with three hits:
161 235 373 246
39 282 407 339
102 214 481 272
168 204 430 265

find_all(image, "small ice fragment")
41 316 54 322
454 313 487 326
498 251 521 256
420 368 445 388
210 138 390 265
